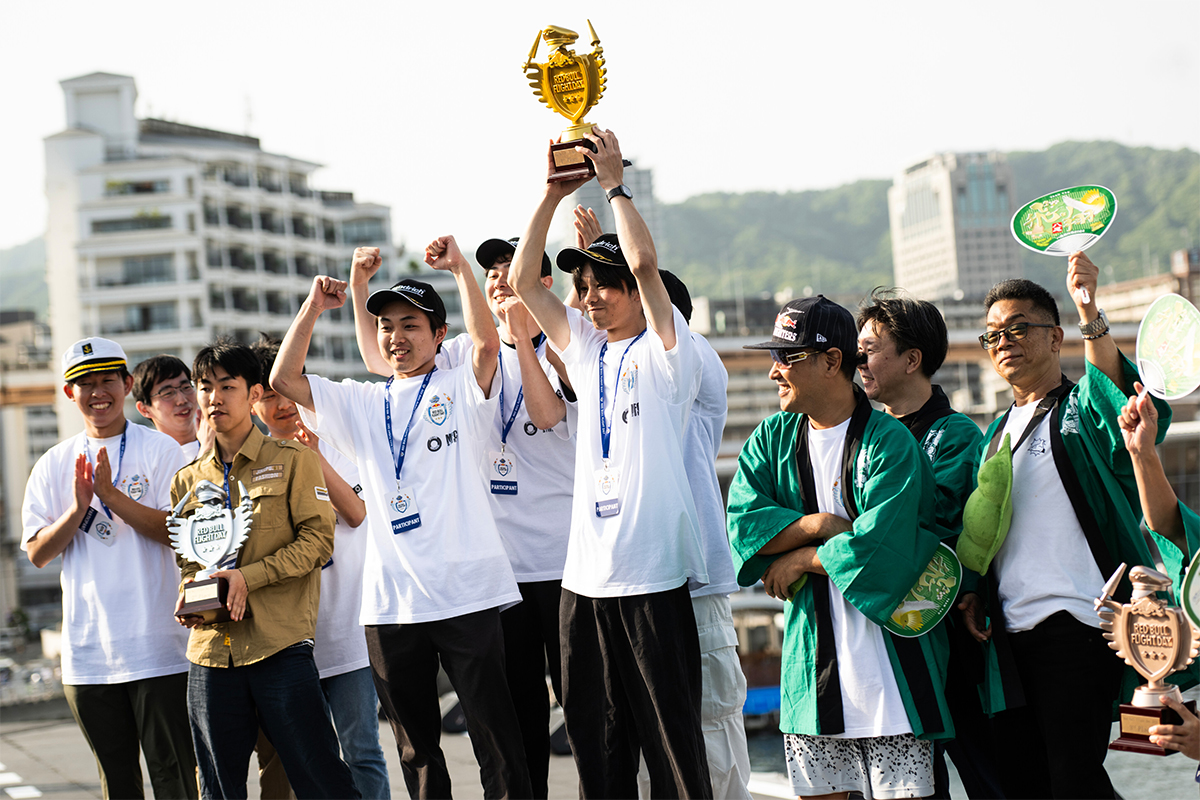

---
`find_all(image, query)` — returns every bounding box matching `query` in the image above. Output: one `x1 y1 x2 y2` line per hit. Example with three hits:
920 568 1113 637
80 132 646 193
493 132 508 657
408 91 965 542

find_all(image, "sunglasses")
770 349 819 366
978 322 1056 350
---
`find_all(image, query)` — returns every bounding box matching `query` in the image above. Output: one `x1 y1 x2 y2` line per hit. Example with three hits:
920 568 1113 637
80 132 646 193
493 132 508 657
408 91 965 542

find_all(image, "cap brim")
366 288 438 318
555 246 625 274
475 239 516 271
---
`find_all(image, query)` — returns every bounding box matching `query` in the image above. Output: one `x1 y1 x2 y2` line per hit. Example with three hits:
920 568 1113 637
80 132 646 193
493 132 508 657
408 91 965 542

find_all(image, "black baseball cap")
365 279 447 326
744 295 857 357
659 269 692 323
476 237 552 278
555 233 627 274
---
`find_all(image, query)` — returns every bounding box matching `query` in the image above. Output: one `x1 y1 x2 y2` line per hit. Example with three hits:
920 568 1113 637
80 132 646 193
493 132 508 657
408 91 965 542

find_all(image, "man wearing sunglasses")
727 295 951 800
961 252 1194 799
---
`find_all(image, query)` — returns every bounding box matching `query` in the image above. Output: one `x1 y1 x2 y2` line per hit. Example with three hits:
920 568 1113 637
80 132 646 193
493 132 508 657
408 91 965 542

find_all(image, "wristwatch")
606 184 633 203
1079 308 1110 340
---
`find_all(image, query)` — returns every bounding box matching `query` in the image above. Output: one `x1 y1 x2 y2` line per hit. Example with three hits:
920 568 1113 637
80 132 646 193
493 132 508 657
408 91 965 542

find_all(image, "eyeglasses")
770 349 819 366
978 322 1056 350
152 382 196 402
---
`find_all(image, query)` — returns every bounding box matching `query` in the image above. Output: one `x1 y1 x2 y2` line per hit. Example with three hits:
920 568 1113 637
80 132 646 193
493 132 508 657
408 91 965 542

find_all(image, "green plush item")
956 434 1014 575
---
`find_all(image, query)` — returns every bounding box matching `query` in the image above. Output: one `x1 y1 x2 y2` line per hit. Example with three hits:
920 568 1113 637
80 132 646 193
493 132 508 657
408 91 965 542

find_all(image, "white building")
45 72 415 438
887 152 1024 302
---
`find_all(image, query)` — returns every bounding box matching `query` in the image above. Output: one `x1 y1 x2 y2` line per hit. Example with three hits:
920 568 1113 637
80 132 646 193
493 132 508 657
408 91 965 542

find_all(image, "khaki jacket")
171 426 334 667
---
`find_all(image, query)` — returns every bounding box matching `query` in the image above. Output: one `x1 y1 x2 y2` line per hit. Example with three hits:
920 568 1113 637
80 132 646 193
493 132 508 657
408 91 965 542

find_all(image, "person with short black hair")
509 128 713 798
727 296 953 799
132 354 208 460
22 337 196 800
961 252 1197 798
271 247 532 799
856 291 1001 799
172 337 358 800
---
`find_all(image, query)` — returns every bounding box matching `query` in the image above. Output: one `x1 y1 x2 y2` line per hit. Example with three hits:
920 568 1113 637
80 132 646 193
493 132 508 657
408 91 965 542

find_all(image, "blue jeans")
322 667 390 799
187 643 360 799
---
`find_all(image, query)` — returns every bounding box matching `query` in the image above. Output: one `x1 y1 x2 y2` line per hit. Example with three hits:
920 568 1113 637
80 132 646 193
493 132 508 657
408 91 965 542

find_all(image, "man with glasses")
727 296 952 800
133 355 208 460
960 253 1188 799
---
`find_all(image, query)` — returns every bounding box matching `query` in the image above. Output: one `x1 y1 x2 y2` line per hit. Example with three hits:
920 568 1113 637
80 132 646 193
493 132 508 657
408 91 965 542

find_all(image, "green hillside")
659 141 1199 301
0 237 48 319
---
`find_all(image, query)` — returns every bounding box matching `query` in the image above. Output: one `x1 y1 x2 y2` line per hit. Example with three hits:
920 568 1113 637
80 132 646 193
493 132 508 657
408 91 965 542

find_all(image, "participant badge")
390 486 422 533
594 466 622 517
489 451 518 495
79 506 116 546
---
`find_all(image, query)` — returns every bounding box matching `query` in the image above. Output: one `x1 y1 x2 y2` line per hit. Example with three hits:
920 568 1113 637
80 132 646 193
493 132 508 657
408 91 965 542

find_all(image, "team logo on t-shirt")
524 421 539 436
123 474 149 502
425 393 453 426
391 494 410 515
620 362 638 393
1027 437 1048 457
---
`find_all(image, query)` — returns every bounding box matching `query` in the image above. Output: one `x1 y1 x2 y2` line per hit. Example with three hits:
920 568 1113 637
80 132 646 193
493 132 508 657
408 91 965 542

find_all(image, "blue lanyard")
87 423 127 520
598 331 645 462
498 334 545 448
222 461 233 509
385 368 436 483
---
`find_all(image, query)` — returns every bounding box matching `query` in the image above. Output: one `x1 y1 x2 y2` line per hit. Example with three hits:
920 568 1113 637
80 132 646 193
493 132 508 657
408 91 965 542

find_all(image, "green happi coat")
727 401 954 739
974 355 1200 715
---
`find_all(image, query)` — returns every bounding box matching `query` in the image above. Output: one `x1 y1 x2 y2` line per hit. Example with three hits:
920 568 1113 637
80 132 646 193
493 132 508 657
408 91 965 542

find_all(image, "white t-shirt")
300 364 521 624
992 403 1104 632
437 332 576 582
180 439 202 463
807 418 911 739
551 305 708 598
685 334 738 599
313 442 370 678
22 422 190 684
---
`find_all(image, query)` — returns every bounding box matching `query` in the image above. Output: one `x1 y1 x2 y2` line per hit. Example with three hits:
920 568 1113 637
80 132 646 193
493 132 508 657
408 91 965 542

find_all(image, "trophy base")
1109 699 1196 755
176 577 252 624
548 140 595 183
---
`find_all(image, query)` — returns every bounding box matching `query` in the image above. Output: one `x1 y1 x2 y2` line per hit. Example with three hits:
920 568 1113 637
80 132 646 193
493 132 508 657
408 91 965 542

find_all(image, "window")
122 254 174 285
343 218 385 245
125 302 178 332
263 251 286 274
209 286 227 310
105 179 169 196
92 215 172 234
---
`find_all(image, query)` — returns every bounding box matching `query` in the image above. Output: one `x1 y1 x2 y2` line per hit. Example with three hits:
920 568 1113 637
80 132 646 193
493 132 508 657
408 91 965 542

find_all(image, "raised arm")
585 128 676 350
505 298 566 429
425 236 499 396
349 246 391 377
273 276 347 412
295 420 366 528
1069 251 1123 391
511 144 592 353
1120 384 1186 553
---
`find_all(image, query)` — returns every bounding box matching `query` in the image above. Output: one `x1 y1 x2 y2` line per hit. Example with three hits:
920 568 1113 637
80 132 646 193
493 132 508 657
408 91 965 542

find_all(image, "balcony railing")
92 216 172 234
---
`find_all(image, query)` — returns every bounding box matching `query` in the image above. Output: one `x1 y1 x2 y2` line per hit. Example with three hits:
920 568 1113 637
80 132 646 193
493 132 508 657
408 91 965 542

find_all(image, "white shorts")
784 732 933 799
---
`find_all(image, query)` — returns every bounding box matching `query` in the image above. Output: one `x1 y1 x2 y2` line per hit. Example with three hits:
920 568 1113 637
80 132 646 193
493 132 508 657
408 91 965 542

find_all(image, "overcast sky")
2 0 1197 255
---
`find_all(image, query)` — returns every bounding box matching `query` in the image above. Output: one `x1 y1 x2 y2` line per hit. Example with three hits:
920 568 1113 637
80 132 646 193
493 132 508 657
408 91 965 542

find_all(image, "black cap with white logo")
555 233 628 274
476 237 552 278
743 295 857 356
365 279 447 326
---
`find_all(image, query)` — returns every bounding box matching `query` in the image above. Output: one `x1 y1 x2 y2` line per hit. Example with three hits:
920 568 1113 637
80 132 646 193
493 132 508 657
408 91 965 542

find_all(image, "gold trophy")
1095 563 1199 755
524 21 623 182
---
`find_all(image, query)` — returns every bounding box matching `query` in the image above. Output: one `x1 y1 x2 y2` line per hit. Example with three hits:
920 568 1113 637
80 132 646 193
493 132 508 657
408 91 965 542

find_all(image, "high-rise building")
569 161 661 246
44 72 416 437
887 152 1023 301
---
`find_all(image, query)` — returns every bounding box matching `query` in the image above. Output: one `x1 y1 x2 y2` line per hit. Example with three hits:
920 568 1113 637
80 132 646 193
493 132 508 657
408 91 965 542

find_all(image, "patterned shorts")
783 732 933 799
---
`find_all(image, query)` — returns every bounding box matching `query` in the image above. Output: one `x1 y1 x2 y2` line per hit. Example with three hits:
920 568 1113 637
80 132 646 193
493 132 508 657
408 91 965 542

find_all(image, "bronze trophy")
524 21 620 182
1096 563 1199 755
169 480 254 623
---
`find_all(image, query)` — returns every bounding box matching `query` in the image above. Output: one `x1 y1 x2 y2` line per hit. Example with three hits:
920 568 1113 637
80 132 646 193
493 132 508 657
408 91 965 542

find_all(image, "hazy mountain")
0 236 48 319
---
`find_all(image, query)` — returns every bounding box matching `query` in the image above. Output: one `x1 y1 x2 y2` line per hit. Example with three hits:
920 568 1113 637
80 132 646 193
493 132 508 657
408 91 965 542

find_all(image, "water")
746 724 1200 799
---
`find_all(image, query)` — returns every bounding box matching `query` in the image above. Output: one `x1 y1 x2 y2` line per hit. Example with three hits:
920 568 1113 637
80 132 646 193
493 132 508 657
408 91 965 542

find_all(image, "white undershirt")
991 403 1104 632
808 418 911 739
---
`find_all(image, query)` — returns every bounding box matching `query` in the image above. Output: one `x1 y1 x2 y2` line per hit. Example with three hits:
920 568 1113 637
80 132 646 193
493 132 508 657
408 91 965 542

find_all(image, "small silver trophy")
169 480 253 623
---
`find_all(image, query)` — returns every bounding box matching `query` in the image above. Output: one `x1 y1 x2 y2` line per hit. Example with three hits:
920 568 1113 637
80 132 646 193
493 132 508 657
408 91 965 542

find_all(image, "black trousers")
991 610 1125 799
366 608 532 800
560 583 713 799
500 580 564 799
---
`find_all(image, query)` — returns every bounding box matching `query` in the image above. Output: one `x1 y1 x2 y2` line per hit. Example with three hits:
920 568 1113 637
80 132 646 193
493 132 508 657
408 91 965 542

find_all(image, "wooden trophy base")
176 576 252 624
1109 699 1196 755
548 140 595 183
